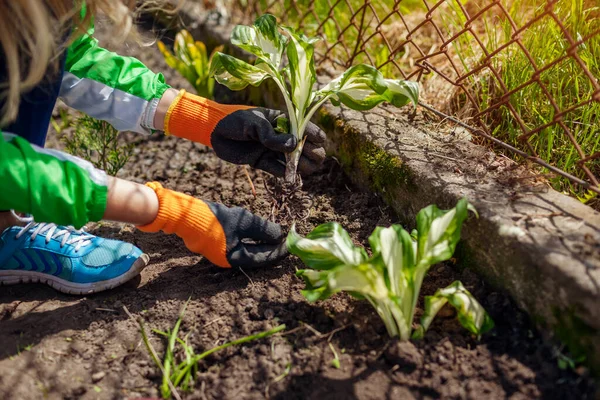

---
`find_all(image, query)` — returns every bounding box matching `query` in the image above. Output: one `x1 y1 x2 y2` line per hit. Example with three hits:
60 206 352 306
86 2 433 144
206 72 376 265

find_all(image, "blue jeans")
3 53 66 147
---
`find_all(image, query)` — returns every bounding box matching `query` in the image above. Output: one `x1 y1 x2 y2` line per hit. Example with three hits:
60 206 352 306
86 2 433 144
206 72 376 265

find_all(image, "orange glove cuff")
164 89 252 147
137 182 230 268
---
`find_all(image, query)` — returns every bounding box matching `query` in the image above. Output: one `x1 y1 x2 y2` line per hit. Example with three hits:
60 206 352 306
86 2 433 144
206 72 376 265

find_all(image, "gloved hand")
137 182 287 268
164 89 326 177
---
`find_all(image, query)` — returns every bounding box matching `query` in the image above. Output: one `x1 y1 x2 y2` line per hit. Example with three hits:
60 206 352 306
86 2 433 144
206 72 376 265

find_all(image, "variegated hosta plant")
287 198 494 340
209 14 419 184
158 30 223 99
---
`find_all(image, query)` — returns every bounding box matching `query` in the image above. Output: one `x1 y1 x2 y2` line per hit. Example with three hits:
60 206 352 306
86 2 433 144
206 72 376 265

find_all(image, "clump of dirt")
0 24 596 400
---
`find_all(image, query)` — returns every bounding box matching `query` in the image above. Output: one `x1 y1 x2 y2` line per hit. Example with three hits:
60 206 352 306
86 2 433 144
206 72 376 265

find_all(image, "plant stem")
284 126 307 185
285 146 302 184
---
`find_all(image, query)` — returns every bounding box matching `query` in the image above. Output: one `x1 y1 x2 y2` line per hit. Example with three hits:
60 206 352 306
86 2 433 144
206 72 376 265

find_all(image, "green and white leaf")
187 42 208 80
282 27 319 117
209 52 272 91
415 281 494 338
289 198 491 341
174 30 195 65
297 263 389 302
287 223 367 270
415 198 474 267
368 225 415 298
231 14 287 69
315 64 419 111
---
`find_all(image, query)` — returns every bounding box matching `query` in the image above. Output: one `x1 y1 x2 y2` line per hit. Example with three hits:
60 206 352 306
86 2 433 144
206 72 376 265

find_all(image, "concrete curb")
152 4 600 372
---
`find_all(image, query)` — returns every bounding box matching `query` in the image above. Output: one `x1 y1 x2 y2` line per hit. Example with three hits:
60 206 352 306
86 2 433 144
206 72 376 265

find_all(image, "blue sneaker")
0 216 149 295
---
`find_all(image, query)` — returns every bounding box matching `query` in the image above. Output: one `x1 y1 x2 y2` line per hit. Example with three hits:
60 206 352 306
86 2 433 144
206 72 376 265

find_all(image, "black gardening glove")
205 201 288 268
211 108 326 177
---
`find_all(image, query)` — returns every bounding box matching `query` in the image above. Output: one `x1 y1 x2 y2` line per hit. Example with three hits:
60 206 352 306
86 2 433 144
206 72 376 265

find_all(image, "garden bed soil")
0 26 596 400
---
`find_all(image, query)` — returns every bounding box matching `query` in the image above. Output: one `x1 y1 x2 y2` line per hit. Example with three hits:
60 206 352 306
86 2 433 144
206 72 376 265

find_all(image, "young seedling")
158 30 223 99
287 198 494 340
210 14 419 184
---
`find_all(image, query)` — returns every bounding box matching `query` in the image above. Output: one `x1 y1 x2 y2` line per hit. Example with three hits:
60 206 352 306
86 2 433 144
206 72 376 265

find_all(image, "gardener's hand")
160 89 326 177
137 182 287 268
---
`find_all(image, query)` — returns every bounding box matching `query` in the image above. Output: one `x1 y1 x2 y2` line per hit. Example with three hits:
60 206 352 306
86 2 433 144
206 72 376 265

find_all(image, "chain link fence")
230 0 600 198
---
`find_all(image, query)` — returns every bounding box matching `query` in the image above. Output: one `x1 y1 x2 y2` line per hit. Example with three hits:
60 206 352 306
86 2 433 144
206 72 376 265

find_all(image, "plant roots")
265 176 313 224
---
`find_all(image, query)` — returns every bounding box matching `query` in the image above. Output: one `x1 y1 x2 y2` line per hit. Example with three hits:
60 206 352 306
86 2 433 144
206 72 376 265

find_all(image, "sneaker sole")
0 253 150 295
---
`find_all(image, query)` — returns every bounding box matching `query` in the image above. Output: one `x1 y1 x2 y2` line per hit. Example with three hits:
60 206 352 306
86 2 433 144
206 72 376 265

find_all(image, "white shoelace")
14 215 93 253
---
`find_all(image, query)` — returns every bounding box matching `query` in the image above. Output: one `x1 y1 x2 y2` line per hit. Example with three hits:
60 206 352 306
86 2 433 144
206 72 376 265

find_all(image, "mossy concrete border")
151 4 600 373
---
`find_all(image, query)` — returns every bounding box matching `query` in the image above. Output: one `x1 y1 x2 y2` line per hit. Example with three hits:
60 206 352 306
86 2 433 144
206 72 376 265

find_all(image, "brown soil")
0 25 597 400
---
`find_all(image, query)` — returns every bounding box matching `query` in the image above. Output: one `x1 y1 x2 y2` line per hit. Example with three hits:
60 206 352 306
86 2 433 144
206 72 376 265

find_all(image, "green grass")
421 0 600 198
133 301 286 399
484 0 598 197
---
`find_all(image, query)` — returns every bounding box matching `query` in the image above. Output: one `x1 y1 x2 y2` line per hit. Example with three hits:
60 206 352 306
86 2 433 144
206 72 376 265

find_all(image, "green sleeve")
60 24 171 134
0 132 108 228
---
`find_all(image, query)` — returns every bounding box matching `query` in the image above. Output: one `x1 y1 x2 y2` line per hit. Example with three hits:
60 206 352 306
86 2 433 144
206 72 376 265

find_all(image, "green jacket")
0 26 171 228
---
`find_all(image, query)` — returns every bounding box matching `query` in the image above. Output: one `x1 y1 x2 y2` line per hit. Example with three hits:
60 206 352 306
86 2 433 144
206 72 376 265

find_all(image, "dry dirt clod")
383 340 423 372
91 371 106 383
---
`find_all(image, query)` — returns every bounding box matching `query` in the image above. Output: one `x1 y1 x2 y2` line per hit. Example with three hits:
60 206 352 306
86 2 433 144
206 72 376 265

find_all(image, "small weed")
554 346 586 370
265 362 292 398
127 302 285 400
328 342 341 369
15 342 34 355
62 115 134 176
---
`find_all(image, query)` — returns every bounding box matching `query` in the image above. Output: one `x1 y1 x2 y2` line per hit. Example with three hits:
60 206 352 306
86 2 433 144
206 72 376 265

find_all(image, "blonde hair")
0 0 170 127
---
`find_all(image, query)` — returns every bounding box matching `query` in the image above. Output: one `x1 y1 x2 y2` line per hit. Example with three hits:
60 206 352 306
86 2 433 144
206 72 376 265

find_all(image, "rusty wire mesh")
231 0 600 196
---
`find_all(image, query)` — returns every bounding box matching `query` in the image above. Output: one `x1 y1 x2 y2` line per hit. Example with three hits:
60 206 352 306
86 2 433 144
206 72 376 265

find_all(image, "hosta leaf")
297 263 389 302
196 41 208 66
296 269 335 301
287 223 367 270
174 30 195 65
316 64 419 110
191 41 209 78
209 45 224 63
415 281 494 338
282 27 319 114
274 116 290 134
368 225 415 298
187 44 206 80
331 263 389 299
210 52 272 91
157 41 178 69
231 14 287 68
416 198 474 267
159 41 198 88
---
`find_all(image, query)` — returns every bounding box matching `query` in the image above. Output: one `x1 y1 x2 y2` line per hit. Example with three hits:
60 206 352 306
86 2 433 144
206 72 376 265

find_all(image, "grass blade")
172 324 286 387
